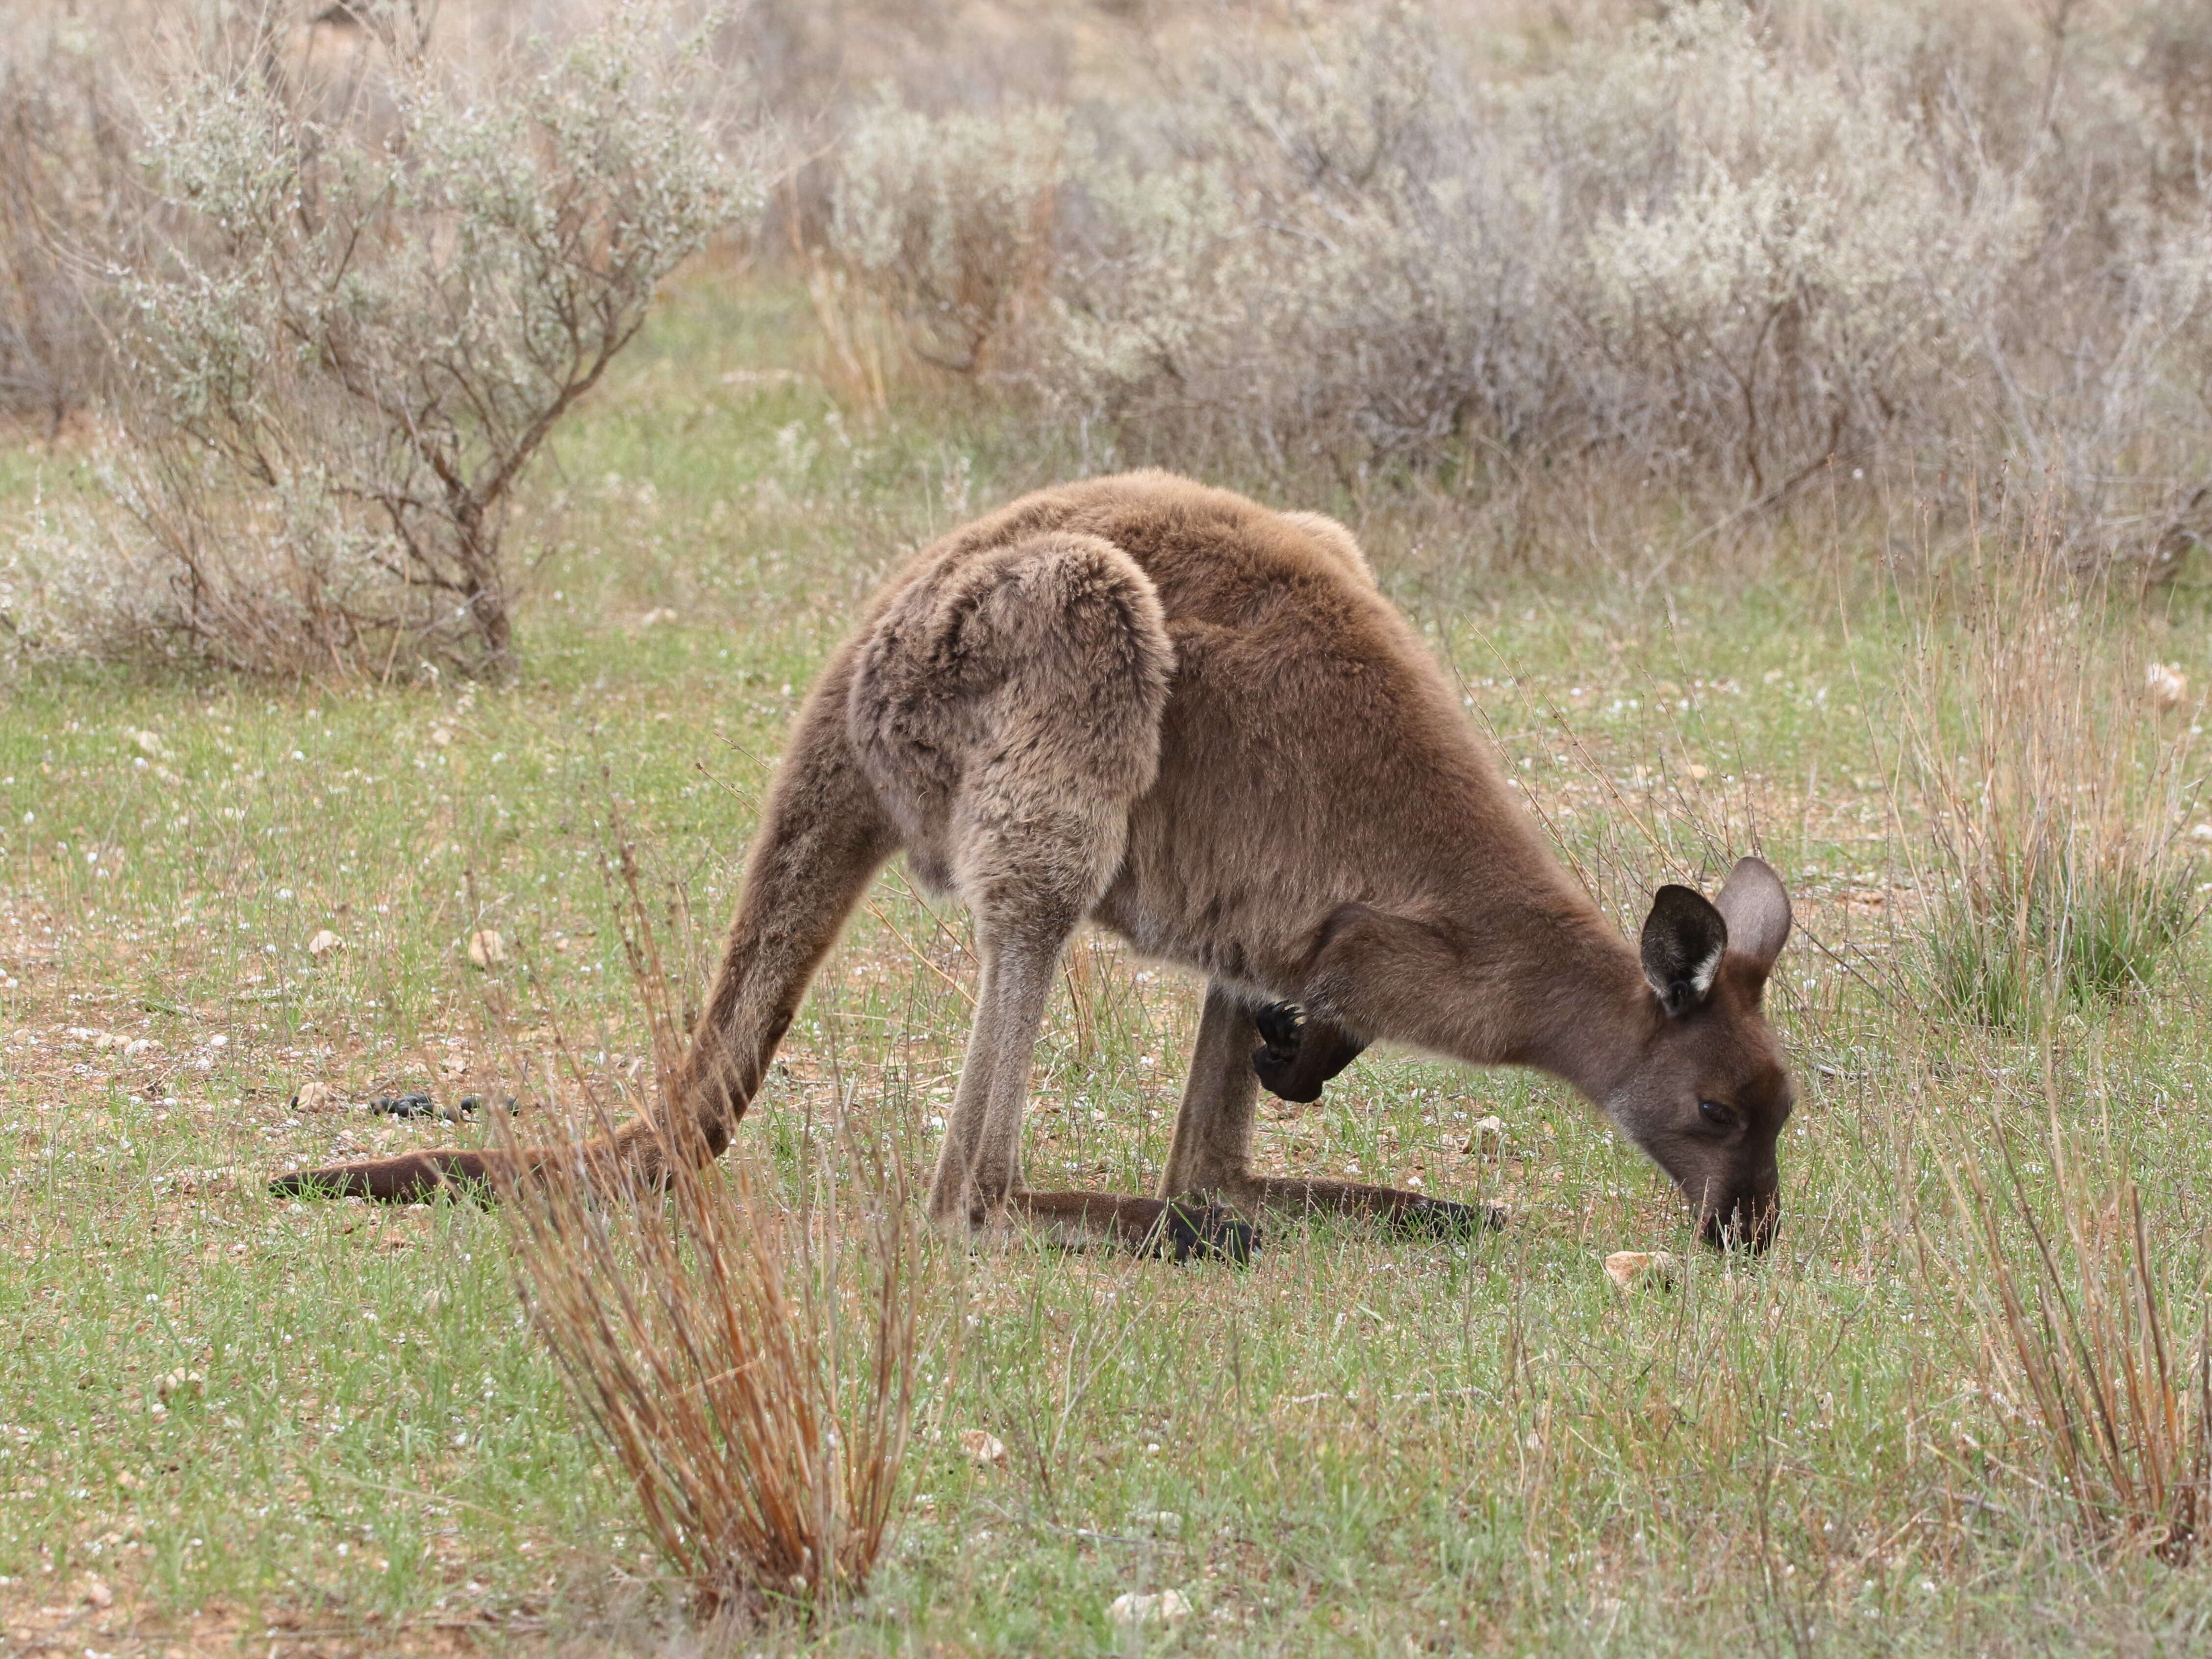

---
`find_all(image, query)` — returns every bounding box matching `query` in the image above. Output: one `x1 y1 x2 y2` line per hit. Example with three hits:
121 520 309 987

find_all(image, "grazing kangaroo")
274 471 1796 1256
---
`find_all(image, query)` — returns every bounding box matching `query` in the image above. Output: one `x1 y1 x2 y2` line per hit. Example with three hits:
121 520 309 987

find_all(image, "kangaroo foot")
1389 1195 1508 1240
1237 1175 1504 1242
1251 1002 1370 1104
1011 1191 1258 1265
1153 1200 1257 1266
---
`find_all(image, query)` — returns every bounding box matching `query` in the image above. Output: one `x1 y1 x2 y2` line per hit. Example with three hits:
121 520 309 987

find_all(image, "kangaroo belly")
1088 878 1297 1003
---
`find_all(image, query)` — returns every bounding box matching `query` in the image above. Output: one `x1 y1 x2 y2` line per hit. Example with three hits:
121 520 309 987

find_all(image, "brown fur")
274 471 1796 1253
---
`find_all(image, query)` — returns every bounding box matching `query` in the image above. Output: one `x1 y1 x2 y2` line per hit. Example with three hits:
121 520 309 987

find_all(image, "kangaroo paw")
1253 999 1305 1055
1251 1002 1318 1101
1154 1201 1257 1266
1251 1001 1369 1104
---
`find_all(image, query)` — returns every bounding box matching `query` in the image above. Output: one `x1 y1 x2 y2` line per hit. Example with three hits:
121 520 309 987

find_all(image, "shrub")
70 4 761 676
0 18 136 428
830 93 1068 375
1024 3 1559 478
821 0 2212 554
1564 6 2017 494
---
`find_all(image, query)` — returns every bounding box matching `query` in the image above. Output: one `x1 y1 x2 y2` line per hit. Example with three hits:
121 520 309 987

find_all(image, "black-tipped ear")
1641 885 1729 1016
1715 856 1791 977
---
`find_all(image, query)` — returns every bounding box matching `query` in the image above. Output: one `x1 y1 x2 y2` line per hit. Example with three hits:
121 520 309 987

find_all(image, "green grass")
3 274 2211 1655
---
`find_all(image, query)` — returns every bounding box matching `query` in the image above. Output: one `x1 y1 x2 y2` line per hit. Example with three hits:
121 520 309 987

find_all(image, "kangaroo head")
1608 857 1795 1252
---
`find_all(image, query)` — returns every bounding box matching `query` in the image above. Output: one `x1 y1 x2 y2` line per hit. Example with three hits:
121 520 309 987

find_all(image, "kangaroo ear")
1715 856 1792 977
1641 884 1729 1016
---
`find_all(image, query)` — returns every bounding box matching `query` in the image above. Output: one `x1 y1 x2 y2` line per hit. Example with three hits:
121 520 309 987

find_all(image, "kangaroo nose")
1699 1190 1779 1253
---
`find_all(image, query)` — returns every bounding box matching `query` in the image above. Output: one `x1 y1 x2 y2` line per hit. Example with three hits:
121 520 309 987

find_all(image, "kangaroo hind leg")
856 532 1246 1262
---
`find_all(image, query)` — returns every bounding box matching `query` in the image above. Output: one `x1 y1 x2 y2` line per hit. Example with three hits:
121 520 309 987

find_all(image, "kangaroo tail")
270 654 896 1205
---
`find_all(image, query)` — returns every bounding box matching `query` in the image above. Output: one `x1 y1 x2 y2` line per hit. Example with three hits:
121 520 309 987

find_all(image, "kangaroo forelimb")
1250 1002 1371 1104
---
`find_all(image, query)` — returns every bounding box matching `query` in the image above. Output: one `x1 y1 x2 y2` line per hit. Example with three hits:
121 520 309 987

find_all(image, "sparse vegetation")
1887 501 2204 1027
824 0 2212 564
3 1 2212 1654
1927 1097 2212 1568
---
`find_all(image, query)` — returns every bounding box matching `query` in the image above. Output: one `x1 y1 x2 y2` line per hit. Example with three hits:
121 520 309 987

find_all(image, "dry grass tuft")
1891 500 2202 1027
491 844 927 1621
1933 1104 2212 1566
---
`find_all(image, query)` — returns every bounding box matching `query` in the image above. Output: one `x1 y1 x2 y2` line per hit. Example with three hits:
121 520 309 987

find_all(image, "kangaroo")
273 471 1796 1257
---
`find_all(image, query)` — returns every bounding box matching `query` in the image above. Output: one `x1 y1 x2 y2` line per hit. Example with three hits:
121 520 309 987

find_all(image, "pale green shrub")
0 12 144 427
1035 3 1555 475
1565 5 2017 492
69 4 763 676
832 94 1070 374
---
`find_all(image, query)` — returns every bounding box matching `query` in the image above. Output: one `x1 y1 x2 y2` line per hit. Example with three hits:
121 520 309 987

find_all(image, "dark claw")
1156 1202 1257 1266
1253 1000 1305 1054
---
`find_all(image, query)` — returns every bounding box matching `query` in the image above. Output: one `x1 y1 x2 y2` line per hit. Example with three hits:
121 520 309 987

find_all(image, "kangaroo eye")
1698 1099 1732 1127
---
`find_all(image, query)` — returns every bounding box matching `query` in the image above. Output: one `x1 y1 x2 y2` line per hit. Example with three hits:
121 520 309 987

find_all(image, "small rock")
1604 1250 1678 1292
429 726 454 747
305 929 342 958
2191 823 2212 843
1108 1589 1192 1632
131 729 168 758
1686 763 1710 781
1131 1508 1184 1537
124 1037 159 1057
292 1081 344 1113
465 929 507 969
2146 662 2189 710
959 1428 1007 1468
155 1370 203 1406
1463 1115 1506 1154
85 1578 114 1609
168 1168 237 1197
